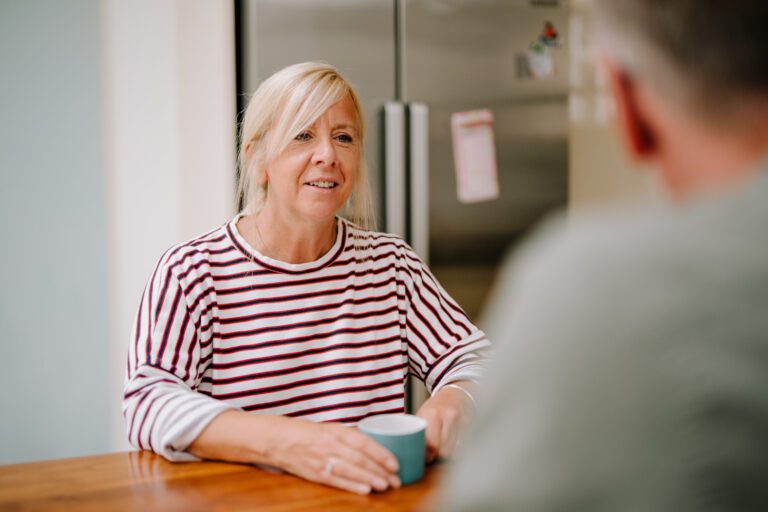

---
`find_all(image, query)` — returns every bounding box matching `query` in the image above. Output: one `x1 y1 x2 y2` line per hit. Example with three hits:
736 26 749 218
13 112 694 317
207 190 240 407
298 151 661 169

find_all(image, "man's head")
593 0 768 198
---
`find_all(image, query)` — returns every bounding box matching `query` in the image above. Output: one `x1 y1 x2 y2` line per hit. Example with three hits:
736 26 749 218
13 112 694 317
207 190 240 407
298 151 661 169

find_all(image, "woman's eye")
335 133 353 143
294 132 311 141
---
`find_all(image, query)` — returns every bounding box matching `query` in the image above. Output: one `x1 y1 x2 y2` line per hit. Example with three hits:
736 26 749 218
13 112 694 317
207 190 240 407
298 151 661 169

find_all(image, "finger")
341 430 399 474
326 456 391 492
293 459 372 495
337 444 401 489
425 414 442 452
423 414 442 463
323 473 372 495
439 414 460 459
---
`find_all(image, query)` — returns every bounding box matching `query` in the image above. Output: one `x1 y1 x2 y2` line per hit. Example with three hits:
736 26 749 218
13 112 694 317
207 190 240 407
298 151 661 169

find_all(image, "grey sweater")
441 165 768 511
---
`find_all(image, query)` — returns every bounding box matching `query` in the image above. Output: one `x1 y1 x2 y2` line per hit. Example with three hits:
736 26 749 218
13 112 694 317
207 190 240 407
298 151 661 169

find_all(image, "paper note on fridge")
451 109 500 203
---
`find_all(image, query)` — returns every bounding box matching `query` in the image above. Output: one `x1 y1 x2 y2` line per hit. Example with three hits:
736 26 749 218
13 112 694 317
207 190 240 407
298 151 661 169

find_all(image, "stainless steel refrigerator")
239 0 570 407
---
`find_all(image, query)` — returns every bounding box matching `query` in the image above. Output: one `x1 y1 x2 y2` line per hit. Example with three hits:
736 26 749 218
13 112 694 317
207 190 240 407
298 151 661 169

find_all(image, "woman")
123 62 490 494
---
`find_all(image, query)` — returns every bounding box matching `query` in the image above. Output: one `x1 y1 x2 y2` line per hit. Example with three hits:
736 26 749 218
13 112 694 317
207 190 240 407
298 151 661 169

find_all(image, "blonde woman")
123 62 490 494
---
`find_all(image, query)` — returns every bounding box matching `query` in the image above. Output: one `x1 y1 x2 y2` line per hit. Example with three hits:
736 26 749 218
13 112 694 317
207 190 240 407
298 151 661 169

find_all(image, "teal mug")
358 413 427 485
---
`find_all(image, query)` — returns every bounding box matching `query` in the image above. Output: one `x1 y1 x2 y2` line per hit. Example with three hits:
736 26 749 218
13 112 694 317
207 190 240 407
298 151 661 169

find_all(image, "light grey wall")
0 0 111 464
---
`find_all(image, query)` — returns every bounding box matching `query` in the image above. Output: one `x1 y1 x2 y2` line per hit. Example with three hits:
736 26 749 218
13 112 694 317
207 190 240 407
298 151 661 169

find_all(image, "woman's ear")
600 57 657 161
257 167 268 186
245 143 268 186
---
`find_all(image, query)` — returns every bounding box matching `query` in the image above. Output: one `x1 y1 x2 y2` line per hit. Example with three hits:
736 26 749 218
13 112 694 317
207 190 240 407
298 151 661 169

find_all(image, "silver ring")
324 456 337 476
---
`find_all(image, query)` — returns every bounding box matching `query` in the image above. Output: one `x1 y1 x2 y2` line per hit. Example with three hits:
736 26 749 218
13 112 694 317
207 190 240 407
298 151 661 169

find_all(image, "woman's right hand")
266 417 401 495
188 411 400 495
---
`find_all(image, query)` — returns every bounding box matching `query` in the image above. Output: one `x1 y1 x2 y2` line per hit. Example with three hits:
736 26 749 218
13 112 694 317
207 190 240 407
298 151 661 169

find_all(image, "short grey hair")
593 0 768 122
237 61 375 229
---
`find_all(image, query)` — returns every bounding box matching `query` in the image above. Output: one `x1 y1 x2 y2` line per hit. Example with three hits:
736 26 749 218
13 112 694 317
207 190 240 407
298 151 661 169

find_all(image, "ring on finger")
324 456 338 476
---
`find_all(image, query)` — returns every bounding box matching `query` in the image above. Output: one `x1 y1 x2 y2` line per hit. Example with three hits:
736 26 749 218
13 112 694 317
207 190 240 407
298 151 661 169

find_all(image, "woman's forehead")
312 95 359 126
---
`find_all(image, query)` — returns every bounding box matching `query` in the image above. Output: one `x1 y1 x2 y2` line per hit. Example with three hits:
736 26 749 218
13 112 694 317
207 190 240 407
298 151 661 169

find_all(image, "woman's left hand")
415 381 475 463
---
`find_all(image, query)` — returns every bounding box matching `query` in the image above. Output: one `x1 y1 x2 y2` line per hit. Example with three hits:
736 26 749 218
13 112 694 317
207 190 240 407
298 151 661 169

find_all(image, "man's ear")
601 58 657 160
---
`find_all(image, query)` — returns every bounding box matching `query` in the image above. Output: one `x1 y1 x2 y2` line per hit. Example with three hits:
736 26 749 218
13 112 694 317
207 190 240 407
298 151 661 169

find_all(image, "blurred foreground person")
442 0 768 510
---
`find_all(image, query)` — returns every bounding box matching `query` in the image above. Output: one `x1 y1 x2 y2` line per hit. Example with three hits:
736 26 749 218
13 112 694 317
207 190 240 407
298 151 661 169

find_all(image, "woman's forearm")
186 409 401 494
187 409 286 465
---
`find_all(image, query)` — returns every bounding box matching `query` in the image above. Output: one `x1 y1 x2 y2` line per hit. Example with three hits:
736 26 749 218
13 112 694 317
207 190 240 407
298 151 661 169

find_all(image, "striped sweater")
123 216 490 461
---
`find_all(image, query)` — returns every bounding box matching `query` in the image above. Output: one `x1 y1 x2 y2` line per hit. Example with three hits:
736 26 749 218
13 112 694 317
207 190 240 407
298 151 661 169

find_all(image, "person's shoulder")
492 192 768 345
551 182 768 285
489 204 690 325
519 203 688 279
342 218 411 252
155 219 234 276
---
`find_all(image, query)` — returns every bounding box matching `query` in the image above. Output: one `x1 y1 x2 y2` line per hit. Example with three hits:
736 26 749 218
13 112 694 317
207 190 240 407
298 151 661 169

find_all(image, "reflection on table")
0 450 441 511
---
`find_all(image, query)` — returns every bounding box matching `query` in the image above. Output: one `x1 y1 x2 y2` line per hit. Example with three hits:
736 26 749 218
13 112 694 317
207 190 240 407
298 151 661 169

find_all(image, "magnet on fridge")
539 20 559 47
450 109 500 204
526 44 555 79
517 41 555 79
516 20 559 79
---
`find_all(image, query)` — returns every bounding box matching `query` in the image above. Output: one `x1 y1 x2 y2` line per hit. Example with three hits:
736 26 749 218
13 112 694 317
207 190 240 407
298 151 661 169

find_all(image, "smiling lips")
306 180 338 189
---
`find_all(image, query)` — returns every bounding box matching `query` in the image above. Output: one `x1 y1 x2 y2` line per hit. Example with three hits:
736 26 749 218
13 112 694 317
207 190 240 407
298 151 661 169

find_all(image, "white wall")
102 0 236 451
0 0 236 464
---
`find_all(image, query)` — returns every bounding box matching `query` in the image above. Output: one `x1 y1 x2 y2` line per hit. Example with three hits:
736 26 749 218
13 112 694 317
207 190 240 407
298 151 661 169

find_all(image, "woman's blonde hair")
237 61 374 229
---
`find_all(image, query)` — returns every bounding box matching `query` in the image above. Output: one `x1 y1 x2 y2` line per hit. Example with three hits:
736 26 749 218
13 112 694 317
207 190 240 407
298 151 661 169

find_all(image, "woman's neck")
240 208 338 264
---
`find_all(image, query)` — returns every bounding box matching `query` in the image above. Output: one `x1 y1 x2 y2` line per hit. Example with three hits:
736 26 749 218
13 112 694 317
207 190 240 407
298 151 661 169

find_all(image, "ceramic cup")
358 413 427 485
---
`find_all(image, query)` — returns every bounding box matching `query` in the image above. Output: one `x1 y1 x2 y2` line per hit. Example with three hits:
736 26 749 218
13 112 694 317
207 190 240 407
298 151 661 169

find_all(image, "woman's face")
262 94 360 224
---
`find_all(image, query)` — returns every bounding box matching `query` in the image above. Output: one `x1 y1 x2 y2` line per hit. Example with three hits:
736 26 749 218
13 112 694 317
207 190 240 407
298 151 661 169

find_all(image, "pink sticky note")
451 109 500 203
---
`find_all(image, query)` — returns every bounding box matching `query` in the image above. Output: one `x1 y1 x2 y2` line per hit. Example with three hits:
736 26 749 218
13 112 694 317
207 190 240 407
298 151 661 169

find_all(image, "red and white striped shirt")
123 216 490 461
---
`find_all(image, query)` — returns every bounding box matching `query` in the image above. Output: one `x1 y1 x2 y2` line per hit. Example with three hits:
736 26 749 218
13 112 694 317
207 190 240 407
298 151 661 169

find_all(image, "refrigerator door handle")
384 102 406 239
409 102 429 263
407 102 430 413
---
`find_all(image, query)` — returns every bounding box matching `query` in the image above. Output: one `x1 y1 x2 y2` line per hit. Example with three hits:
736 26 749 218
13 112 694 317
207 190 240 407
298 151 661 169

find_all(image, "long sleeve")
123 253 235 461
399 249 491 393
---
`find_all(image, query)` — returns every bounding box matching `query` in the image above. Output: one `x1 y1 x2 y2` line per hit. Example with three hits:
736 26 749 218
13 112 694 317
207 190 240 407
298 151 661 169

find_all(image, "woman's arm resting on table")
187 410 401 495
416 380 477 462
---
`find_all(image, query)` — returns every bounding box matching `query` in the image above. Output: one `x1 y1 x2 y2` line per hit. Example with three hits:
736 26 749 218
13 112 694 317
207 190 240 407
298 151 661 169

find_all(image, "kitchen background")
0 0 655 465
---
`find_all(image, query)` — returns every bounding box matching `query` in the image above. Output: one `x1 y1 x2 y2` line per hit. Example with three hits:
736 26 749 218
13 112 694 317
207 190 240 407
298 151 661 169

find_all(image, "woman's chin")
296 199 349 222
296 207 342 225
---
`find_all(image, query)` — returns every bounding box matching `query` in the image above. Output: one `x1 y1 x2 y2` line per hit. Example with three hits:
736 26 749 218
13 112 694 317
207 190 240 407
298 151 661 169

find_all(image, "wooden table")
0 451 440 511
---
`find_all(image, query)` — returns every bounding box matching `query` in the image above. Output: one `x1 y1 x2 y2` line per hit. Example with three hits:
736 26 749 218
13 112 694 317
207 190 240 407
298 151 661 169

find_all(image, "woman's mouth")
306 180 338 189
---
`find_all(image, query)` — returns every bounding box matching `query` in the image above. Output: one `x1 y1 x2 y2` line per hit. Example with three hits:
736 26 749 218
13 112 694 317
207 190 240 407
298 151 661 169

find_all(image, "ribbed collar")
226 215 347 275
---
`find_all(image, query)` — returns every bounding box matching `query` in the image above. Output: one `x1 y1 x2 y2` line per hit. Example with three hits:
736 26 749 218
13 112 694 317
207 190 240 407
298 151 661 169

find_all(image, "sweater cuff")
156 397 238 462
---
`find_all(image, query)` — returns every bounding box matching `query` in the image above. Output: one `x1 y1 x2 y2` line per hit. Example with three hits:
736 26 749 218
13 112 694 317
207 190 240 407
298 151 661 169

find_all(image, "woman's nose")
311 136 337 167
